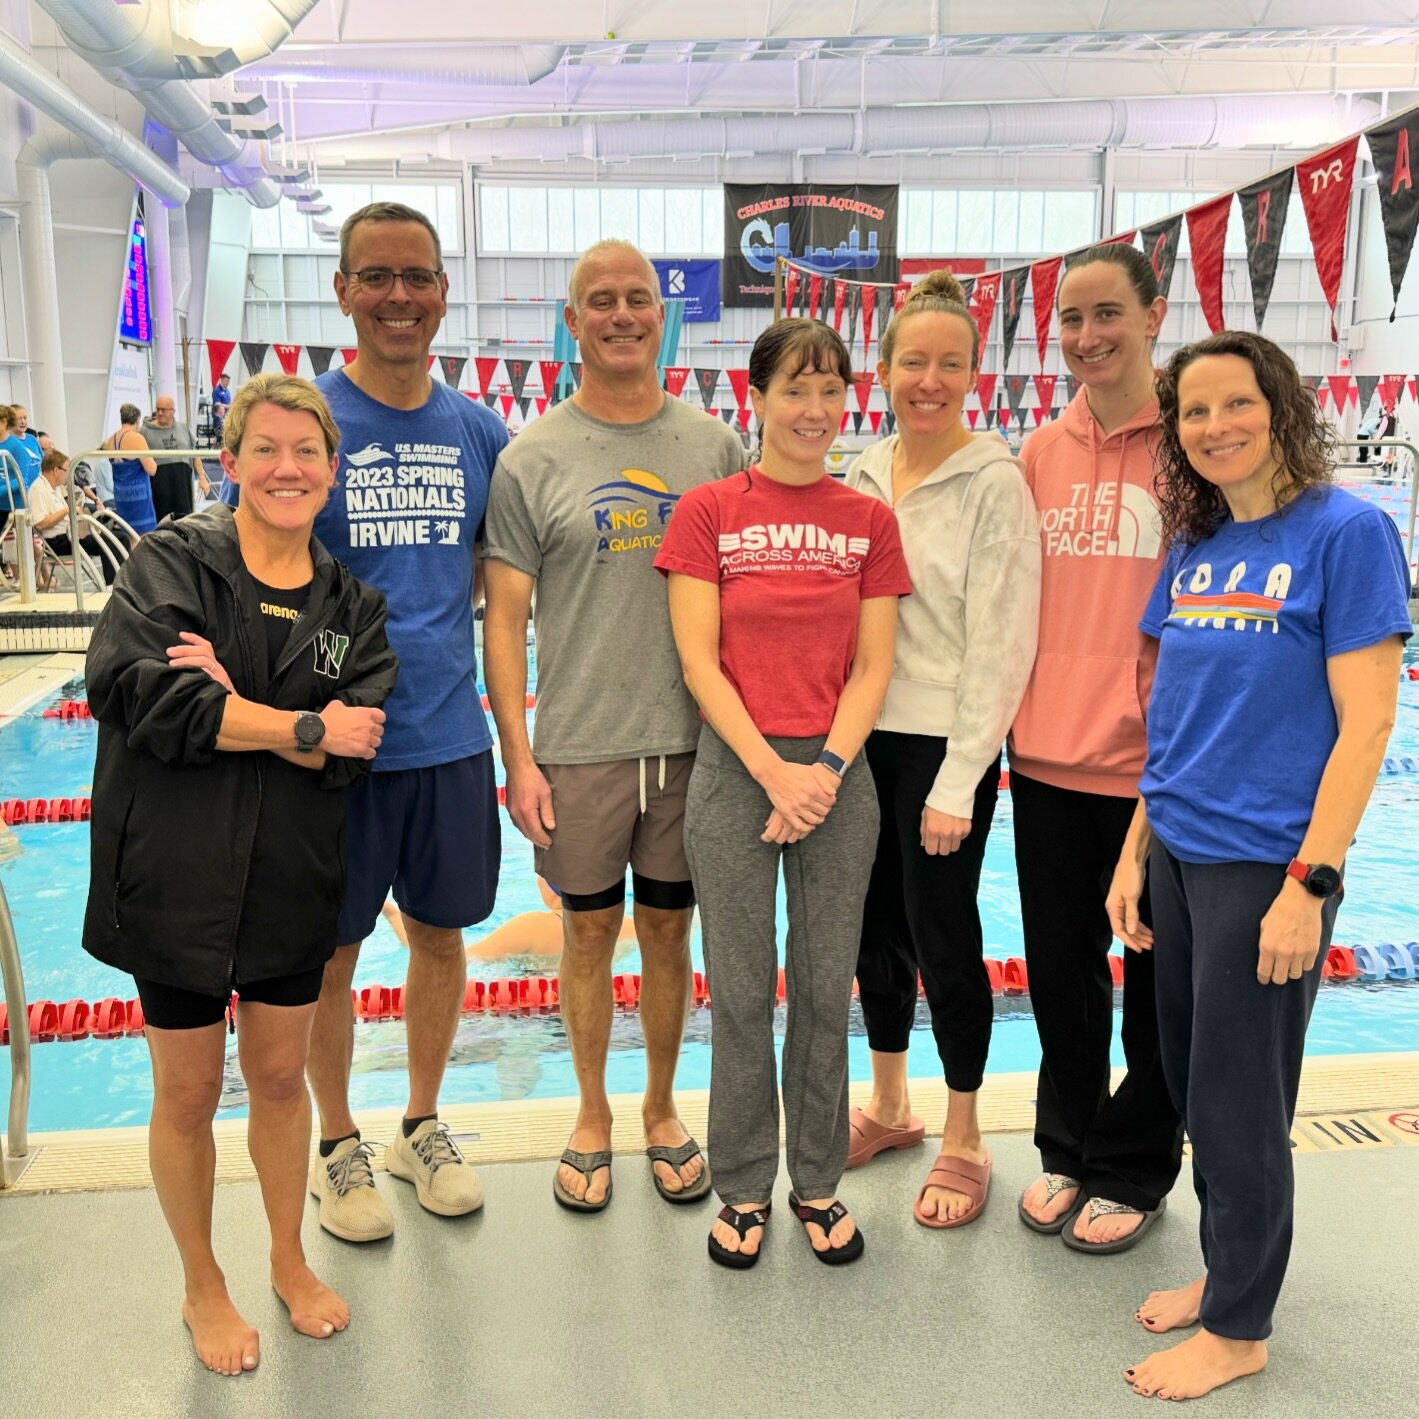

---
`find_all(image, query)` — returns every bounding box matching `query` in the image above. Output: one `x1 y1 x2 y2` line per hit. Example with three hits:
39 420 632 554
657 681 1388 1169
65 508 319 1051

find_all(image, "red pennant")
1031 258 1062 367
475 356 501 396
341 348 358 367
852 374 873 414
970 273 1002 350
860 284 877 361
535 397 548 416
538 359 564 396
1408 376 1418 403
783 268 800 315
427 355 437 372
832 280 847 333
808 274 823 319
207 338 236 387
1326 374 1355 409
975 373 998 411
893 282 911 312
840 411 852 433
664 367 690 397
1032 408 1048 426
1186 196 1232 334
967 409 979 429
271 344 301 375
499 395 514 419
1317 387 1331 410
868 411 884 434
1103 230 1138 247
1297 136 1360 340
1033 375 1058 412
738 407 752 433
726 368 750 410
1379 374 1405 413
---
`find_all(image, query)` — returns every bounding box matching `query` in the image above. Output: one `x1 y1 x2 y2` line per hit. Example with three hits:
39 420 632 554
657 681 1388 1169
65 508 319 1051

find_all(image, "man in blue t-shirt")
8 405 42 488
306 201 508 1244
210 373 232 442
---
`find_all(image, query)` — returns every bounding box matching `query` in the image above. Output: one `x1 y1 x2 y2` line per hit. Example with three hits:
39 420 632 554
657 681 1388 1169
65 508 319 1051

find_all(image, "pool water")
3 634 1418 1132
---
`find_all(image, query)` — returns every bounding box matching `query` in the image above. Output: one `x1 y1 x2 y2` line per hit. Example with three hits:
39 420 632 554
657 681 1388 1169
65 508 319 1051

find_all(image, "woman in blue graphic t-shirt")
1104 331 1411 1403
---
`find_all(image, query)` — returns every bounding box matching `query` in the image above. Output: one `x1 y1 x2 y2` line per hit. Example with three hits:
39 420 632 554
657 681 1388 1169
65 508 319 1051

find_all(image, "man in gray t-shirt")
142 395 210 522
484 240 743 1214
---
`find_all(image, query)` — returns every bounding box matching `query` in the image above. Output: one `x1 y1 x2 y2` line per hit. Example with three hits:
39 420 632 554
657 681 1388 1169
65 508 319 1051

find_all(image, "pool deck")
2 1057 1417 1419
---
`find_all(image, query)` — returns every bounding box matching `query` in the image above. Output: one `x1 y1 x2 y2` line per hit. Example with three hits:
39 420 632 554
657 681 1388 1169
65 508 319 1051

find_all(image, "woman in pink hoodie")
1010 243 1183 1252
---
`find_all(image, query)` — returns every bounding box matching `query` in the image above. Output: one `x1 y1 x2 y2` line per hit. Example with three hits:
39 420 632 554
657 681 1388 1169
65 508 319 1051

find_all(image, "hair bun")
907 268 966 306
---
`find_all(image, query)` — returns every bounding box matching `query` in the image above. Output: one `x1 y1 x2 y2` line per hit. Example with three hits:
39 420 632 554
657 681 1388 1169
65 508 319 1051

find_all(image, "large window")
1114 190 1312 258
251 182 462 255
901 189 1096 256
478 185 722 255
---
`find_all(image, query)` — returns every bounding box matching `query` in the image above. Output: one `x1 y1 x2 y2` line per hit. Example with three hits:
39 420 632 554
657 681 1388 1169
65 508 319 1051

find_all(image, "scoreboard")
119 205 152 346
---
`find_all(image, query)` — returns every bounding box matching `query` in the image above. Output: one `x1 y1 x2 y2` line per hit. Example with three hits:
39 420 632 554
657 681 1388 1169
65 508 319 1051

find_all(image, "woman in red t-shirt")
655 318 912 1270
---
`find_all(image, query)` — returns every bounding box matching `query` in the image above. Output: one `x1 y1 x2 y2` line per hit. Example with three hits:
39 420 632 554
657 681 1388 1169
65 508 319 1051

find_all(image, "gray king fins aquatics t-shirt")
482 395 746 764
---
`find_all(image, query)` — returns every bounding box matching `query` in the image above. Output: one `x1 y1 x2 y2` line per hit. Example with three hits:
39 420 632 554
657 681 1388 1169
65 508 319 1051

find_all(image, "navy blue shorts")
336 751 500 944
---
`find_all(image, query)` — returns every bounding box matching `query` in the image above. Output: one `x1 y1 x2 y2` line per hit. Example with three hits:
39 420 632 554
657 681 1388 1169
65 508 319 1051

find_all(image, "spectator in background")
28 448 118 584
101 403 158 537
0 405 28 536
144 396 211 522
8 405 42 487
211 372 233 440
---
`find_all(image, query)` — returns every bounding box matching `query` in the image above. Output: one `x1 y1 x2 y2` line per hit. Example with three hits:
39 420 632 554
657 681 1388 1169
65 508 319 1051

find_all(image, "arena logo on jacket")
587 469 681 554
1041 481 1163 559
340 440 468 548
717 523 869 577
1165 560 1291 634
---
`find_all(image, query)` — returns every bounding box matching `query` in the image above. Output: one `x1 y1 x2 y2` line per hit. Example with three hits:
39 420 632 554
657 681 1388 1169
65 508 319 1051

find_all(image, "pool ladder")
0 878 31 1189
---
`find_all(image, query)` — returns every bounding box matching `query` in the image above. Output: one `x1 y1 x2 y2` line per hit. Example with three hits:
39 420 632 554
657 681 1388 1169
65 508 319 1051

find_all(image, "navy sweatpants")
1149 843 1340 1341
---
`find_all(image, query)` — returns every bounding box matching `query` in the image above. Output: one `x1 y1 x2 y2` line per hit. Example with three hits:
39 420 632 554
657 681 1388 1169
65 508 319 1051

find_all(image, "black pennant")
1238 169 1294 331
720 407 735 425
1356 373 1381 416
239 341 269 378
999 267 1031 369
440 355 468 389
877 286 893 345
505 359 531 401
846 284 862 347
306 346 336 377
882 410 897 436
1005 373 1030 419
1139 214 1184 300
1063 374 1080 404
517 396 530 419
852 411 864 435
482 389 498 408
1366 112 1419 318
568 362 583 389
958 276 976 304
695 368 721 411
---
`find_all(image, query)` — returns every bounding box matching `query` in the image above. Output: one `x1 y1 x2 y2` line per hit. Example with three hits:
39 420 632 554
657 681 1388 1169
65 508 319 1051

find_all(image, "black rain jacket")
82 503 398 994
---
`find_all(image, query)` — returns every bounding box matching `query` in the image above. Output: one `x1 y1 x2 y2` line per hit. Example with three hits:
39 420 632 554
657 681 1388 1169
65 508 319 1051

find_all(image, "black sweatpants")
46 532 118 585
1012 770 1182 1211
1150 844 1337 1340
856 732 1000 1092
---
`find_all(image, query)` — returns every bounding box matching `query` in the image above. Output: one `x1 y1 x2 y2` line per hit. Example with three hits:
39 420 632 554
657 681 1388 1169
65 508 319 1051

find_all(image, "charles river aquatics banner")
723 184 899 308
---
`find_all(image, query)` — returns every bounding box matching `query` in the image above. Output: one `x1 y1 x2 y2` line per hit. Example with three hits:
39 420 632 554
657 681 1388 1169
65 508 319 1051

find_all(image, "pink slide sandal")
913 1154 992 1229
846 1107 926 1169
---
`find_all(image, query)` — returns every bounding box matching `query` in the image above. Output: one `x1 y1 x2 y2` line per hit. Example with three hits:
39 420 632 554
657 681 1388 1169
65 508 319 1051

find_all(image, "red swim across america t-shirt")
654 466 912 736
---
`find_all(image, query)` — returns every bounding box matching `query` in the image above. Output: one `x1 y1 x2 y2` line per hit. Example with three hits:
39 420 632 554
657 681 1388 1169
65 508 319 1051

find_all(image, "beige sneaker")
309 1137 394 1242
385 1119 484 1216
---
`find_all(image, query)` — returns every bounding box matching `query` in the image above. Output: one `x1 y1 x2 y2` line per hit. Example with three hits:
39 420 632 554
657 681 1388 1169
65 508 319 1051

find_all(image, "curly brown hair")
1154 330 1334 544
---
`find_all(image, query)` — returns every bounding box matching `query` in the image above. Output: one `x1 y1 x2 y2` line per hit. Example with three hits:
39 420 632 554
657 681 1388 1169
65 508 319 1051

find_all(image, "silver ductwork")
249 44 567 88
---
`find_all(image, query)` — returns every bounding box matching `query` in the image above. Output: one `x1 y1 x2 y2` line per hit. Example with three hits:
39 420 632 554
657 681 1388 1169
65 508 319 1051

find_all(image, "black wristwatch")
816 749 848 778
1285 858 1343 900
294 711 326 754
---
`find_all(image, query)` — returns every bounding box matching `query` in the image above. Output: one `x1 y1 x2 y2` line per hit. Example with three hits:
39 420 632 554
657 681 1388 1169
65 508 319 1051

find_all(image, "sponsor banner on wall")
723 184 899 307
652 259 722 322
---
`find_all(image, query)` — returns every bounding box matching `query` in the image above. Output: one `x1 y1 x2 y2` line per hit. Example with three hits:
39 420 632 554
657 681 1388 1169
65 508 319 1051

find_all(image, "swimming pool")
3 633 1418 1132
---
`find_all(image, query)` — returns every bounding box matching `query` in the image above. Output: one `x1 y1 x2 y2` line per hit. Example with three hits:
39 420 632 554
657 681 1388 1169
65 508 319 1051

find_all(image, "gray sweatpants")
684 723 880 1205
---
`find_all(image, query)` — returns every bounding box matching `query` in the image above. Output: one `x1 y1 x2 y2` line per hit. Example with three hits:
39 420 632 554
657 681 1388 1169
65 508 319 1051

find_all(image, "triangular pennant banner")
475 356 501 396
239 341 269 378
499 395 514 419
517 396 531 419
999 267 1031 369
967 409 979 430
481 389 498 408
1379 373 1405 413
1317 386 1331 411
832 280 847 333
538 360 564 400
975 373 998 412
1032 409 1047 427
439 355 468 389
1005 374 1030 418
207 338 236 387
1365 111 1419 318
720 407 735 425
808 274 823 321
1408 376 1417 403
1238 168 1294 332
738 407 752 434
505 359 532 401
882 410 896 436
970 274 1002 351
1297 135 1361 340
273 343 302 375
1034 374 1058 412
427 355 437 373
1300 373 1322 398
1031 257 1062 366
985 405 999 429
535 397 548 416
784 267 800 317
840 411 852 434
341 348 358 367
1063 374 1080 404
1355 373 1381 415
868 411 884 434
568 362 583 389
893 281 911 312
1139 214 1183 301
958 276 976 304
852 411 864 435
877 285 893 346
663 367 691 397
1326 374 1355 409
726 368 750 410
306 345 336 377
860 284 877 361
852 374 873 414
846 283 862 347
1186 195 1233 334
694 368 721 410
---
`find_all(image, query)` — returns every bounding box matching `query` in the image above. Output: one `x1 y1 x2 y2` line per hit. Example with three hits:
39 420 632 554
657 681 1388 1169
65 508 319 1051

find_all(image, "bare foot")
1125 1330 1267 1400
1020 1173 1079 1227
1137 1277 1205 1333
644 1112 704 1195
271 1260 350 1339
181 1286 260 1376
796 1195 856 1252
711 1203 768 1257
558 1120 611 1205
1073 1197 1145 1245
862 1096 913 1131
918 1136 990 1223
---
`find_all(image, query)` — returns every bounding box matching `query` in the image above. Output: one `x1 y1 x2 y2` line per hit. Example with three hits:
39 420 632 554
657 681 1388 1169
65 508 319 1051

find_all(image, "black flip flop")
552 1147 612 1213
646 1139 713 1204
707 1204 770 1270
1061 1195 1167 1254
1018 1174 1084 1235
788 1192 864 1266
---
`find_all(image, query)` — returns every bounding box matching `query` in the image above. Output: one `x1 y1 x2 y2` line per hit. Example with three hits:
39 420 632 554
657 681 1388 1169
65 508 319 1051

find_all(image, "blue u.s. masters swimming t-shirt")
1139 485 1412 865
314 370 508 771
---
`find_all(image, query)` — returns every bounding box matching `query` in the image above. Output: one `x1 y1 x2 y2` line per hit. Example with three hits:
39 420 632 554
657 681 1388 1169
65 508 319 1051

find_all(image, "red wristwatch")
1285 858 1343 900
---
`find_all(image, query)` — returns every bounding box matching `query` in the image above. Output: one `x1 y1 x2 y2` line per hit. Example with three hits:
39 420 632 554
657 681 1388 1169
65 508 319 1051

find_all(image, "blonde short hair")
223 374 341 460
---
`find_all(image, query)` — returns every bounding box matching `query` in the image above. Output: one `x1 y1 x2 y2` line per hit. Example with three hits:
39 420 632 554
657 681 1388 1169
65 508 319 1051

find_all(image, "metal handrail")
0 877 31 1187
1332 440 1419 591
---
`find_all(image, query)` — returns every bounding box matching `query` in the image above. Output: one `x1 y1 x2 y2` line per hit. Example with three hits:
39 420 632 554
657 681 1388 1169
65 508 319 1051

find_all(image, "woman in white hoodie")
845 271 1041 1227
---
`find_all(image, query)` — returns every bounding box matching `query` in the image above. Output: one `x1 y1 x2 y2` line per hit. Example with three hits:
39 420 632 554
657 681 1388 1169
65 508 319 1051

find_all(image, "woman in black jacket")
84 374 397 1377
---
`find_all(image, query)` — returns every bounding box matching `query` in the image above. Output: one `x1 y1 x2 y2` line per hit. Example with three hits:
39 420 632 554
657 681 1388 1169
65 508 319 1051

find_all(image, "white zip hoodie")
846 431 1042 818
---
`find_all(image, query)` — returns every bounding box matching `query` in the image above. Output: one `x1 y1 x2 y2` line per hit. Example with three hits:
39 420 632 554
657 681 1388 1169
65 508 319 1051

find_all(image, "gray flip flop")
646 1139 713 1204
1061 1195 1167 1254
552 1147 613 1213
1018 1173 1083 1235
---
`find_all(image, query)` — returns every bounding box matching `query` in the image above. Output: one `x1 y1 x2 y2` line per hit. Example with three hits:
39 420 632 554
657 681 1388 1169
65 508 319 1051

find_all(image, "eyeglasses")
343 267 443 293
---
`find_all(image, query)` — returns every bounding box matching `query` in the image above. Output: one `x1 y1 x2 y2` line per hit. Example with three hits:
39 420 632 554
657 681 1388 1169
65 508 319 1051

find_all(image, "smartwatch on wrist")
816 749 848 778
294 711 326 754
1285 858 1342 900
